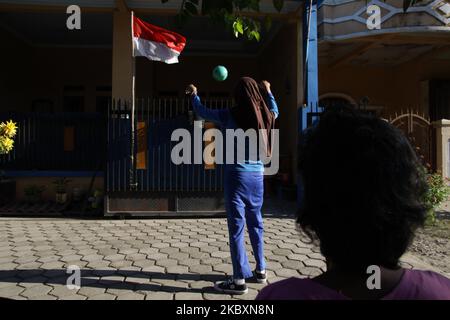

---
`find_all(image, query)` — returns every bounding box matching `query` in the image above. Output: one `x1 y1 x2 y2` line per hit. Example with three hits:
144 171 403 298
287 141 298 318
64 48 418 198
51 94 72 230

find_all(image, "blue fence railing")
107 97 231 193
0 112 106 171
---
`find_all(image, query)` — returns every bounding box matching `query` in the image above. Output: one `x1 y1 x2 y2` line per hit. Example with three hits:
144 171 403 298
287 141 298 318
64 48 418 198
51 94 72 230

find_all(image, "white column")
433 119 450 179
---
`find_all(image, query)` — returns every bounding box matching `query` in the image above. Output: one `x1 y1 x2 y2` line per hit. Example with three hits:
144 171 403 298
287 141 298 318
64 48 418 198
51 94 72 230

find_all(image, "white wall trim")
320 26 450 42
319 0 450 27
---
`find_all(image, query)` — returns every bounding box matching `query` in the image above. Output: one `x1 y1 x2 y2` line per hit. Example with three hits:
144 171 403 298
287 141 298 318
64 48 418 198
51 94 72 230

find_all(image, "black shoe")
214 278 248 295
252 270 267 284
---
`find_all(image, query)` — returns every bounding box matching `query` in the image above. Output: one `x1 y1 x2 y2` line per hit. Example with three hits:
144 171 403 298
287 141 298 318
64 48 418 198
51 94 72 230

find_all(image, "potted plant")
88 188 104 209
24 185 46 204
53 177 71 204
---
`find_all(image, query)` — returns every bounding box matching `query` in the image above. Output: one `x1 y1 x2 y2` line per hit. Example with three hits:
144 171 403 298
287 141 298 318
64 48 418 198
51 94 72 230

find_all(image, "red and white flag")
132 15 186 64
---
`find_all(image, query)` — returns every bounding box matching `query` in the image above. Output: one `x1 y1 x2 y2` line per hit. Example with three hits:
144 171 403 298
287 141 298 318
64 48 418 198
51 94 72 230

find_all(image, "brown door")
430 80 450 121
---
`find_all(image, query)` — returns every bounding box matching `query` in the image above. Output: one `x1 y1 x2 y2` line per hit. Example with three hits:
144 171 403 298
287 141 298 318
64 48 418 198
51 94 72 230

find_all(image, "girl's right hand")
261 80 271 94
185 84 198 96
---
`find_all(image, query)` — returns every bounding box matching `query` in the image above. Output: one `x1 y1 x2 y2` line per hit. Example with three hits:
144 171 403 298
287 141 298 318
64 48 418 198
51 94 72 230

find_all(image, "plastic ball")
212 65 228 81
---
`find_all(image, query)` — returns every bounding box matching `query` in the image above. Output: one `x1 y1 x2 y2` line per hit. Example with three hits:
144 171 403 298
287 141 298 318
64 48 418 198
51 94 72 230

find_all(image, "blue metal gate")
105 98 229 216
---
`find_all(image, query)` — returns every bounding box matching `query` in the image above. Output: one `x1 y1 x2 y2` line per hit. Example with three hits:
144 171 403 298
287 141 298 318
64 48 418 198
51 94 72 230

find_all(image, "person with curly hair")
256 107 450 300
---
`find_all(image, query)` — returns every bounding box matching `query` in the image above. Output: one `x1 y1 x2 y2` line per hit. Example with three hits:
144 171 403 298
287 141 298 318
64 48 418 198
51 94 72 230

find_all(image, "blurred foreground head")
297 107 428 271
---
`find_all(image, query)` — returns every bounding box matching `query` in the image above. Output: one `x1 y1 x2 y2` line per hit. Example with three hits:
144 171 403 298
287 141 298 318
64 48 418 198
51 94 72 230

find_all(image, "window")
430 80 450 121
63 85 85 112
63 96 84 112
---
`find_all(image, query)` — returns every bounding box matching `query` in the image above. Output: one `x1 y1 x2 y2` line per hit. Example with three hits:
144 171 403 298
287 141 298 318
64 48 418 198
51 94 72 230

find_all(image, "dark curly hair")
297 107 428 271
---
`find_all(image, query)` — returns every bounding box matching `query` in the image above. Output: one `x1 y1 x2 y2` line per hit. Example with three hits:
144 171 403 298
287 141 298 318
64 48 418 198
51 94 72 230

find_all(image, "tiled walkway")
0 201 444 300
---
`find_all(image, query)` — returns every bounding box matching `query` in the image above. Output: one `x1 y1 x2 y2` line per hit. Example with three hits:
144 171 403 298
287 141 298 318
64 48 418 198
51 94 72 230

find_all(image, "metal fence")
107 97 232 193
388 110 434 170
0 112 106 171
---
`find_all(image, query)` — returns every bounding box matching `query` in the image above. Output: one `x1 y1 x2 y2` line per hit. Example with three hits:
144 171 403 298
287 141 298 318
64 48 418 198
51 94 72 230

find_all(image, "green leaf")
273 0 283 12
164 0 266 42
248 30 260 41
232 22 238 37
233 19 244 34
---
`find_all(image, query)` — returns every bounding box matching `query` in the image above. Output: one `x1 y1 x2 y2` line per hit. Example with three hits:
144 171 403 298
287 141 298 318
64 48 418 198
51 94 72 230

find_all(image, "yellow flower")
0 120 18 138
0 136 14 154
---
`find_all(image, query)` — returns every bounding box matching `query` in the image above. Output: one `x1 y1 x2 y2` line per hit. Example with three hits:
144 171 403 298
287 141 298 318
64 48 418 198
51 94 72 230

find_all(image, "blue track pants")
224 170 266 279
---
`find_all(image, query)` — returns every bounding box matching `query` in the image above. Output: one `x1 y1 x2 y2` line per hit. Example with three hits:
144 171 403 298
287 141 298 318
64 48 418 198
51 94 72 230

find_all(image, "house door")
430 80 450 121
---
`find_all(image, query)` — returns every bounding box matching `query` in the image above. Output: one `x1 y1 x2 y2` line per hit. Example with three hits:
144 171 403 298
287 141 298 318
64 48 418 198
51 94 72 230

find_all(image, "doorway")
430 80 450 121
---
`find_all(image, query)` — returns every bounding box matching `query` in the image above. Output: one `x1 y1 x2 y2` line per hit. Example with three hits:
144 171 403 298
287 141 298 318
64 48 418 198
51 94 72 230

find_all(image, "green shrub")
424 172 450 225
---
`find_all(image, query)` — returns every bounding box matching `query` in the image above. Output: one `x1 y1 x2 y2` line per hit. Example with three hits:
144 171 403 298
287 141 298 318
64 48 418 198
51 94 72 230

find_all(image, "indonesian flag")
132 15 186 64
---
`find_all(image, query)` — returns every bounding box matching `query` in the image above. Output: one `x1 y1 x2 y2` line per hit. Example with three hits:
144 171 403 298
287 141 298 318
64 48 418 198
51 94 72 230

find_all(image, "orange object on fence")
137 121 147 170
63 126 74 151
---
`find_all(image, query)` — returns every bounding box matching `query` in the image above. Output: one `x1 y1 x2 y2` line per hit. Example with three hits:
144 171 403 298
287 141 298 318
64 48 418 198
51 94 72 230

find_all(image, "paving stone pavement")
0 200 444 300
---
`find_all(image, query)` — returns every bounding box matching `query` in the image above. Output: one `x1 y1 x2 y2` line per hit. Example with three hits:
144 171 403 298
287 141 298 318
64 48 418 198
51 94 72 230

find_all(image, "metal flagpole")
130 10 137 190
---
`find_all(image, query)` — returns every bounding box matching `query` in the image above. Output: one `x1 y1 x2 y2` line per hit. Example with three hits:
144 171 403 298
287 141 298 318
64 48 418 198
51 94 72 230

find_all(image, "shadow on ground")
0 199 297 219
0 269 234 294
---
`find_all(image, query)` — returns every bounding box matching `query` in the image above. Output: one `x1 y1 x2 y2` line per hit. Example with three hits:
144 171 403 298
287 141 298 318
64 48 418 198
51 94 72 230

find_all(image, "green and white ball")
212 65 228 82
